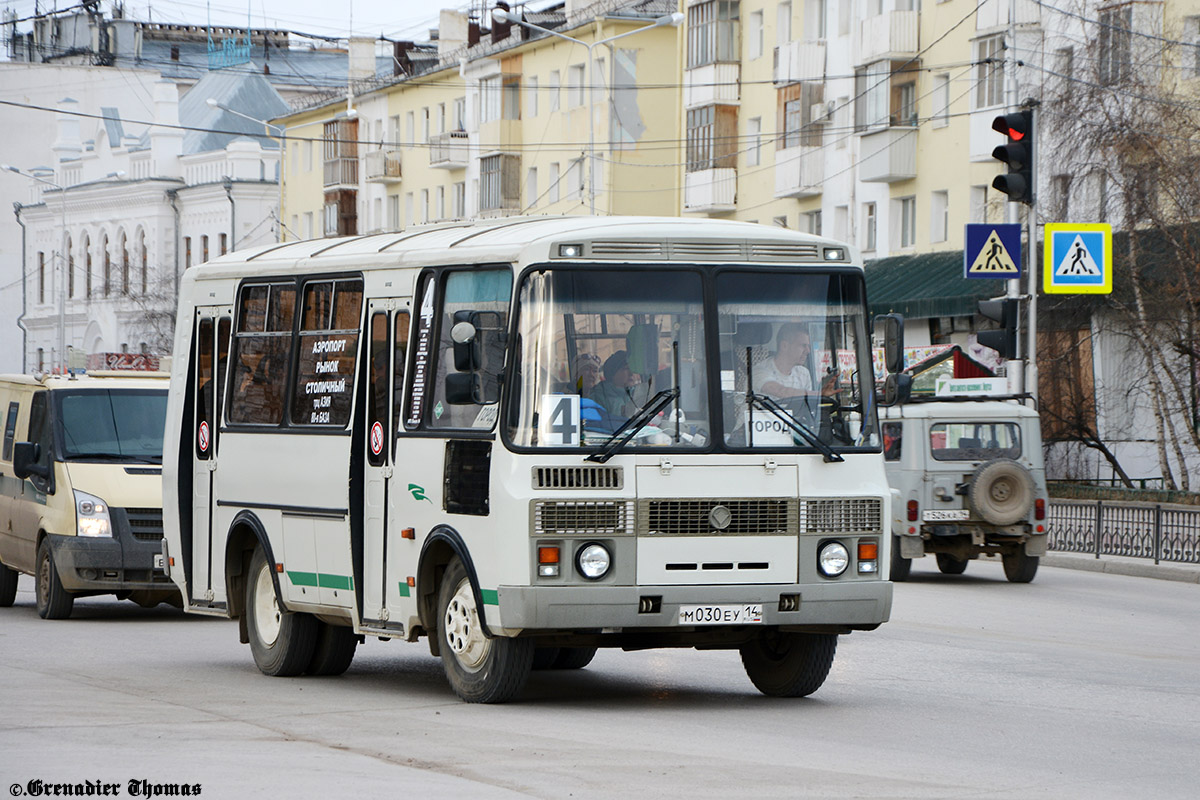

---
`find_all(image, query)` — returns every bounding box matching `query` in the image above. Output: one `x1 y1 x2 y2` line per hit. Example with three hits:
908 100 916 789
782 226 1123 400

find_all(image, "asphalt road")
1 558 1197 799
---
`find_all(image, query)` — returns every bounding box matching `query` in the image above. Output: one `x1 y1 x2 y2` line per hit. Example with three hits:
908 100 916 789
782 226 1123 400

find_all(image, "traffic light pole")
1003 3 1023 395
1025 105 1038 402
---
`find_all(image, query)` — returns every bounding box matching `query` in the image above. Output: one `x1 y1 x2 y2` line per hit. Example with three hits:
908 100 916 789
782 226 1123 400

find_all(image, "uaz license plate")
923 509 970 521
678 604 763 625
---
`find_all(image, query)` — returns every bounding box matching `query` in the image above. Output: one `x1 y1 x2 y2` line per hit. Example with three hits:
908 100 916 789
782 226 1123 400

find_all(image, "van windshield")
56 389 168 463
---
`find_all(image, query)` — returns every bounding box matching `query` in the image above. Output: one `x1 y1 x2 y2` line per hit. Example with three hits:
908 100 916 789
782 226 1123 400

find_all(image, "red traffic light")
992 112 1029 141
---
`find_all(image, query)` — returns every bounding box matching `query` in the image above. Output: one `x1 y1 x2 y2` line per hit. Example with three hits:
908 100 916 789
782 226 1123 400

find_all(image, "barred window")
687 0 740 69
480 154 520 211
686 105 738 172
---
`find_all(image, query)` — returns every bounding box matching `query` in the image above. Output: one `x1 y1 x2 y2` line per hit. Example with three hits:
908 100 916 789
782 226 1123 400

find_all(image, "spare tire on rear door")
968 459 1035 526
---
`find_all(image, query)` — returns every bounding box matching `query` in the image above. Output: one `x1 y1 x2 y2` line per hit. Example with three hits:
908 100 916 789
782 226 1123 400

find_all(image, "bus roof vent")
589 241 666 259
749 243 822 262
669 241 745 260
533 466 624 490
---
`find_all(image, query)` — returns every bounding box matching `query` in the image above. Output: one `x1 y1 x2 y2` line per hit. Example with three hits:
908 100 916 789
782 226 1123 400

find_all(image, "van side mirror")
12 442 48 480
879 373 912 407
878 313 905 375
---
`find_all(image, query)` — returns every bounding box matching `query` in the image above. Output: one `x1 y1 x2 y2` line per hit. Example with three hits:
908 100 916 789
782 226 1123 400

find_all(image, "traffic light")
977 298 1019 359
991 109 1034 205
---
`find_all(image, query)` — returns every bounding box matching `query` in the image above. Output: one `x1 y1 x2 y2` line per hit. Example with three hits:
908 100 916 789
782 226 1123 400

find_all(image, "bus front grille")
533 500 634 536
638 499 797 536
532 465 623 490
801 498 882 533
125 507 164 541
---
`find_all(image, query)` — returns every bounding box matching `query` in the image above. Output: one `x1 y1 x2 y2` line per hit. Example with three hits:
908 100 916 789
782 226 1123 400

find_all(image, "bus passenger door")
360 299 410 629
191 311 231 605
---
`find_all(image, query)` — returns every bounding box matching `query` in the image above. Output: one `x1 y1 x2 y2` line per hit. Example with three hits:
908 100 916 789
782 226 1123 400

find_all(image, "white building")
11 70 288 372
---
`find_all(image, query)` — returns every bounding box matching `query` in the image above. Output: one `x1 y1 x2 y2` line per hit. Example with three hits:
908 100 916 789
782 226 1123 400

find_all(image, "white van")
0 372 176 618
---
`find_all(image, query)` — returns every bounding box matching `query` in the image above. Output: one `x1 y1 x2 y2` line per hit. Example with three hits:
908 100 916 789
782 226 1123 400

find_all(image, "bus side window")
195 318 214 459
2 401 17 461
367 312 388 467
229 283 296 426
290 278 363 427
393 310 410 437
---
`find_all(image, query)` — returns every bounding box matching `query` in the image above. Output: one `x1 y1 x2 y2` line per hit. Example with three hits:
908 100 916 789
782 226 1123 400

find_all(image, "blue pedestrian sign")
964 223 1022 279
1044 223 1112 294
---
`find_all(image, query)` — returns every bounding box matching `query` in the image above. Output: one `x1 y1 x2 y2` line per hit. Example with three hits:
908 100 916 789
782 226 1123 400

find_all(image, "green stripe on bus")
286 572 352 591
287 571 319 587
397 582 411 598
480 589 499 606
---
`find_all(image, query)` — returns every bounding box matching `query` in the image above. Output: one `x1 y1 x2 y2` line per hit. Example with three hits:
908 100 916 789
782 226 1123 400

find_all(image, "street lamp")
492 8 683 214
3 163 69 373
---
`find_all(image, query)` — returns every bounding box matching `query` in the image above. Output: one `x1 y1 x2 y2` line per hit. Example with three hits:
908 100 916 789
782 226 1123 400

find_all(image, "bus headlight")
818 541 849 577
575 542 611 580
74 490 112 538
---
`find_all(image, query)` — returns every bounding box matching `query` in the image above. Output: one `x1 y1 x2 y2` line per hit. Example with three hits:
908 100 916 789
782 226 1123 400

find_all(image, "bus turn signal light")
538 545 560 578
858 540 879 574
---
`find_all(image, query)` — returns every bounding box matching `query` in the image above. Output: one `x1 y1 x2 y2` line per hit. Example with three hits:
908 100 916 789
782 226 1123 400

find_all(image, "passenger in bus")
753 324 838 400
590 350 649 418
573 353 601 395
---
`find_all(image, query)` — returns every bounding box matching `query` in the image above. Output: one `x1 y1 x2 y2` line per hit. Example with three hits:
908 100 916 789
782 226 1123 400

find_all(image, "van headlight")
74 490 112 538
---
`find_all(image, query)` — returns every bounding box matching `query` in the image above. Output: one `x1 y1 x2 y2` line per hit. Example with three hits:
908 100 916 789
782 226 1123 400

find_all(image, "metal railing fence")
1047 500 1200 564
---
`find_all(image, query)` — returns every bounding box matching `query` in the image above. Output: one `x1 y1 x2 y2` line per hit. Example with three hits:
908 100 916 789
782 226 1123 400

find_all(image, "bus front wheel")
436 557 533 703
740 630 837 698
246 547 317 677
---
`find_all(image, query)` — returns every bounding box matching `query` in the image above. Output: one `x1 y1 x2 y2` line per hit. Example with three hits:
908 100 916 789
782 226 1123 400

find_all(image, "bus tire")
1002 549 1039 583
532 647 561 670
246 547 317 677
0 561 18 607
889 537 912 582
306 622 358 676
36 539 73 620
437 557 533 703
936 553 968 575
552 647 597 670
740 631 837 698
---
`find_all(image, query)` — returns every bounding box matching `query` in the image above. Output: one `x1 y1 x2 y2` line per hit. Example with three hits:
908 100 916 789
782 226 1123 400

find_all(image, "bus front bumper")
490 580 892 634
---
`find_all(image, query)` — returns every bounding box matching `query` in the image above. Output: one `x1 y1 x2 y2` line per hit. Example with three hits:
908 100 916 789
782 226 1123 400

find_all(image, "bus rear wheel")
36 539 73 620
306 622 359 676
437 557 532 703
246 547 317 677
552 647 598 670
740 630 837 698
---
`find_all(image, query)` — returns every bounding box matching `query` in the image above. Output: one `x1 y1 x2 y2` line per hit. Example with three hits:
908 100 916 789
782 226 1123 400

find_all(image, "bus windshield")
56 389 168 462
508 266 879 454
510 268 710 450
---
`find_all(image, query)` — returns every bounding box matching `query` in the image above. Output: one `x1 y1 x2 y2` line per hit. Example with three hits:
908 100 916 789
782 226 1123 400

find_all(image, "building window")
932 73 950 128
184 236 191 270
747 117 761 166
1099 5 1132 85
201 235 209 264
526 167 538 207
567 159 582 201
139 233 147 295
854 61 890 130
748 10 763 60
502 74 521 120
930 190 949 243
804 210 822 236
436 186 445 221
687 0 740 69
863 202 877 251
549 71 561 112
102 235 111 297
481 77 501 123
220 233 228 256
687 105 738 172
480 154 520 212
779 82 824 148
85 236 93 296
898 196 917 248
405 111 415 145
527 75 539 117
121 235 129 294
549 162 561 202
323 118 359 187
1053 174 1073 221
67 237 74 298
974 35 1005 109
970 185 989 223
803 0 824 42
303 140 313 172
405 193 414 228
897 81 917 126
453 182 466 218
773 215 788 228
37 252 44 304
387 197 398 230
834 205 849 241
567 64 585 108
776 2 791 47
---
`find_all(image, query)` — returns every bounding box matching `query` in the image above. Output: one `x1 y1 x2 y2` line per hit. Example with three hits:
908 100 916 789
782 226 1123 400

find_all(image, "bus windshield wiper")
585 388 680 464
746 391 844 463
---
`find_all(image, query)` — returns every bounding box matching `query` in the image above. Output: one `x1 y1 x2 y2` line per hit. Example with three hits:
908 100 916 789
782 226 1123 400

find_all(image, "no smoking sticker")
370 421 384 456
197 420 210 453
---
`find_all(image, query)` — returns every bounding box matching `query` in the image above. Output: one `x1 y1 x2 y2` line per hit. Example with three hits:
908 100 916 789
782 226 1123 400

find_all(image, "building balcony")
859 126 917 183
774 146 824 198
684 168 737 212
323 157 358 189
857 11 918 66
774 41 826 86
364 149 402 183
684 63 740 109
429 130 469 169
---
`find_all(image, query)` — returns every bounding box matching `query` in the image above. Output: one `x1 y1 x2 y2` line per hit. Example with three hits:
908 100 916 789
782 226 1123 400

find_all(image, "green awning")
865 250 1001 319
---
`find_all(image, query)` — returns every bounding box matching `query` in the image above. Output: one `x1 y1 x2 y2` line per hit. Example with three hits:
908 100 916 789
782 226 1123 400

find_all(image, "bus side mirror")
445 372 500 406
879 373 912 407
12 442 47 480
879 313 905 375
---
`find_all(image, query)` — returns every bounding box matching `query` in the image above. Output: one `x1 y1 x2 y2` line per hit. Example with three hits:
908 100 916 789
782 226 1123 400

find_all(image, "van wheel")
306 622 358 676
437 556 533 703
245 547 317 677
0 561 18 607
36 539 73 620
740 631 837 697
936 553 968 575
552 647 598 670
1003 549 1039 583
889 536 911 582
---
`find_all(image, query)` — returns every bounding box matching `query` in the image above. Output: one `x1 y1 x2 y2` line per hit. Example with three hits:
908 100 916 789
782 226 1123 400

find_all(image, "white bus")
162 216 901 703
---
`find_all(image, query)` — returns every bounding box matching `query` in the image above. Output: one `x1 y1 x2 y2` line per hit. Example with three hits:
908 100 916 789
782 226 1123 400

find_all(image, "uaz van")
0 372 176 618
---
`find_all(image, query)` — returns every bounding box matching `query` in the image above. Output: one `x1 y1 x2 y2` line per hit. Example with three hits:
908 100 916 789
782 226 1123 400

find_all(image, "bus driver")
753 324 838 400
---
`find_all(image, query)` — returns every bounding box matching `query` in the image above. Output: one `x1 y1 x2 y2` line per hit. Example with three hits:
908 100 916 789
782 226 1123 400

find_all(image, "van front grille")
638 499 796 536
125 507 164 541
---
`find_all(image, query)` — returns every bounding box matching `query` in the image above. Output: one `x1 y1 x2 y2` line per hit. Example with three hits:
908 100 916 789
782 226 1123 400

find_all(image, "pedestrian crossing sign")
964 223 1022 279
1044 223 1112 294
